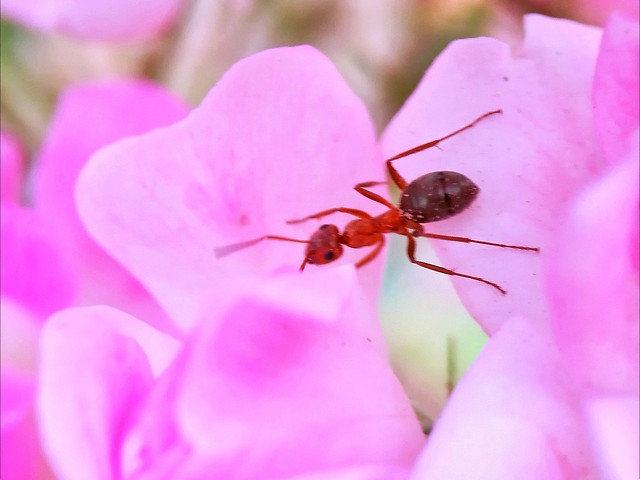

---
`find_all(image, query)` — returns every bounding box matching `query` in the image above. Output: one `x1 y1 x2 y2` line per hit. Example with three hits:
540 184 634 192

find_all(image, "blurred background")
1 0 629 153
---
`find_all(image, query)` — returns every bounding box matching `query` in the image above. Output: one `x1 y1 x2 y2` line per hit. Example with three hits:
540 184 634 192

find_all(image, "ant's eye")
324 251 334 261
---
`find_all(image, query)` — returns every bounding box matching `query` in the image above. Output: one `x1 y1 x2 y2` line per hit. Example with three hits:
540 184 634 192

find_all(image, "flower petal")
35 79 188 332
77 46 384 331
0 130 25 203
382 15 603 333
546 140 639 394
37 305 179 480
1 366 34 431
1 0 187 41
1 401 53 480
583 394 640 480
0 203 75 318
0 297 41 371
592 13 640 164
410 316 600 479
122 267 424 478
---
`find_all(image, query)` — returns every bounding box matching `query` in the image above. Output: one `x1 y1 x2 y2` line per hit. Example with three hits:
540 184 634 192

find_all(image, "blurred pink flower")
546 12 639 479
0 131 25 203
2 80 189 330
1 79 188 479
0 0 187 41
380 13 638 479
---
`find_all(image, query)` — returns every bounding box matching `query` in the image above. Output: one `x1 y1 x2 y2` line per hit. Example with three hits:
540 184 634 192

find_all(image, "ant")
215 110 538 294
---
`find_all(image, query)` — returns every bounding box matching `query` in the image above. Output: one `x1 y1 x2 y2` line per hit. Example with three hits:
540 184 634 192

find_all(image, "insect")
215 110 538 294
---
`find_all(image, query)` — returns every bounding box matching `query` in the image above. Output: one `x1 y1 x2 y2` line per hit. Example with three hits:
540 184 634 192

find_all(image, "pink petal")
381 15 604 334
35 79 188 332
592 13 640 164
0 297 41 371
1 366 34 431
0 302 44 480
260 466 411 480
0 130 25 203
1 202 75 318
122 267 424 478
37 305 179 480
410 316 600 479
1 403 53 480
546 143 639 394
77 46 384 331
1 0 186 41
583 395 640 480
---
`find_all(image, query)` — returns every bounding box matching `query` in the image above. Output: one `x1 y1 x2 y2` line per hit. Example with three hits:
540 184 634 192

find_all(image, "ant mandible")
215 110 539 294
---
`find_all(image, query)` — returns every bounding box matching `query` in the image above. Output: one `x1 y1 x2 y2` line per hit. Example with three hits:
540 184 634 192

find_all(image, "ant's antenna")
215 235 307 258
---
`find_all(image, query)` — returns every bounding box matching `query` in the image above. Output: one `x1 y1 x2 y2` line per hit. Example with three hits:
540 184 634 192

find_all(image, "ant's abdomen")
399 171 479 223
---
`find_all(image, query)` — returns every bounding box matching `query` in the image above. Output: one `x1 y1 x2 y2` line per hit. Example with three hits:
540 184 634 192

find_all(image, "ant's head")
301 224 343 270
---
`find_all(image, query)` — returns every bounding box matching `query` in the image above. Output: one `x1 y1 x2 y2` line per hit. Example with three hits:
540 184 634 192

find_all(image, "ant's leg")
215 235 307 258
405 234 506 294
385 110 502 190
354 236 385 268
385 161 408 190
287 207 371 224
417 231 539 251
354 181 396 209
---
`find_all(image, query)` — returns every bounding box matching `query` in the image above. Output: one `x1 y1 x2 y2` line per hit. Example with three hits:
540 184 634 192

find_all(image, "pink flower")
37 269 424 479
76 46 386 332
38 44 428 479
0 131 25 203
0 0 187 41
2 80 189 331
547 13 639 479
380 12 638 479
33 11 638 480
1 79 188 479
382 14 605 334
574 0 638 26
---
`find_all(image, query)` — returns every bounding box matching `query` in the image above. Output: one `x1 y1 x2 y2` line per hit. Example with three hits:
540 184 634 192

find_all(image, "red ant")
215 110 538 294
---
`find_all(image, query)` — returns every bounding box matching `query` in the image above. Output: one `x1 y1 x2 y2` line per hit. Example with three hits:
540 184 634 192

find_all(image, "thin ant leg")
287 207 371 224
405 234 507 295
385 110 502 190
354 236 385 268
215 235 307 258
416 231 539 251
354 181 395 209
